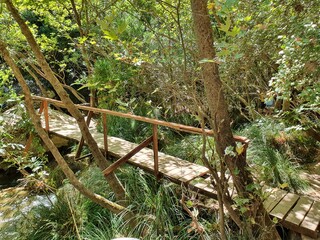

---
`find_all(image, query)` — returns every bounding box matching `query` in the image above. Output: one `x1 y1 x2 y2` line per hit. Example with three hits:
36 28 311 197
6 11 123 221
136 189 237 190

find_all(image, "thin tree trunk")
190 0 252 196
24 66 48 97
190 1 280 239
4 0 127 203
0 40 132 217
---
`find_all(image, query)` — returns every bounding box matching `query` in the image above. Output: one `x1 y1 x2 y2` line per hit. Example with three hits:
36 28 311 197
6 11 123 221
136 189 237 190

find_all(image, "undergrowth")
22 166 220 240
10 114 317 239
237 118 309 192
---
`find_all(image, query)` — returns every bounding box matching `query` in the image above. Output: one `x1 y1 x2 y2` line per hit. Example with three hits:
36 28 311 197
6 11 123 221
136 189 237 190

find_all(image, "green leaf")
186 200 193 208
272 217 278 224
240 206 248 213
78 36 87 44
279 182 289 189
234 167 240 175
224 146 236 157
117 21 127 34
235 53 244 59
217 49 231 57
219 15 231 33
236 142 244 155
244 16 252 22
199 58 218 64
118 105 127 111
103 30 118 41
97 19 107 30
227 26 241 37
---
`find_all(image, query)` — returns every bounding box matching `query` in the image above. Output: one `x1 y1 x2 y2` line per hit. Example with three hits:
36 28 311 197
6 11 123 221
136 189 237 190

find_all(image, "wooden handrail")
31 95 249 145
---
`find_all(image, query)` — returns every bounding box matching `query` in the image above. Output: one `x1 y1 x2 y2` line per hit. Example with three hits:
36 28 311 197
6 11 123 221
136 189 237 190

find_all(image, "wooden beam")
102 113 108 158
103 136 153 176
282 196 314 235
264 189 288 212
38 100 44 115
23 134 33 156
43 100 49 131
75 153 93 161
299 201 320 238
153 124 159 179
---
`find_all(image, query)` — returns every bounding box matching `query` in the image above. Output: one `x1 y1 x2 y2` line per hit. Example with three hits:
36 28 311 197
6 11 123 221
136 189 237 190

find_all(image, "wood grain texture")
285 196 313 226
263 189 288 212
270 193 299 220
300 201 320 238
42 109 320 238
43 109 209 183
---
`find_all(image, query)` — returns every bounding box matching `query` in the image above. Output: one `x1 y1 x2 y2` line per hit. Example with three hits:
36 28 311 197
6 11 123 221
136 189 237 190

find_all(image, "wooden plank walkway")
43 109 319 239
45 109 209 183
263 188 320 238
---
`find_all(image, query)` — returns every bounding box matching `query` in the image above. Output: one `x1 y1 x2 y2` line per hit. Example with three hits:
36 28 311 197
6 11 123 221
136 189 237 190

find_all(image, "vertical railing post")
38 100 44 114
43 100 49 132
153 124 159 179
102 113 108 158
242 142 249 159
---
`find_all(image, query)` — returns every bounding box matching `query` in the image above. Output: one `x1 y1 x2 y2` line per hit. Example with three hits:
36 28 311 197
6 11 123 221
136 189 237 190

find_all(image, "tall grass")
22 166 221 240
27 185 85 240
238 118 308 192
22 117 312 239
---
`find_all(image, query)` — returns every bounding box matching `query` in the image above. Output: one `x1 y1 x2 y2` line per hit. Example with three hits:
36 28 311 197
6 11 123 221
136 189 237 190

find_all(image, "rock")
50 134 70 148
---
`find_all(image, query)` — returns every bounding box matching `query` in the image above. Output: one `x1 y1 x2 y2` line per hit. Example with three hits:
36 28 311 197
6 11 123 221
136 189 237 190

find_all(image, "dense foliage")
0 0 319 239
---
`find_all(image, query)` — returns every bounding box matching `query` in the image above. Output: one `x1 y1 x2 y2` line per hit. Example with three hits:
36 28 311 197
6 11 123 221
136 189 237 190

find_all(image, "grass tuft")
238 118 309 192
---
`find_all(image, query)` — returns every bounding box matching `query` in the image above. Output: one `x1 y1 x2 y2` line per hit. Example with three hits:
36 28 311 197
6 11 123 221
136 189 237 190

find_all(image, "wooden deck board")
44 110 209 183
190 177 214 192
285 196 314 227
263 189 288 212
300 201 320 238
43 109 320 239
270 193 300 220
188 177 217 199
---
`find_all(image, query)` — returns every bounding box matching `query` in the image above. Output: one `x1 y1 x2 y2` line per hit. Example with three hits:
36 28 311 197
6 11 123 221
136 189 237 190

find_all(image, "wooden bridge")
31 96 320 239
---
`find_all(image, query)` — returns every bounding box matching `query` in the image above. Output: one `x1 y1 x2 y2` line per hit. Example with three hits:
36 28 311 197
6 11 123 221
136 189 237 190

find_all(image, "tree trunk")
0 40 132 217
190 0 251 201
190 1 280 239
4 0 127 203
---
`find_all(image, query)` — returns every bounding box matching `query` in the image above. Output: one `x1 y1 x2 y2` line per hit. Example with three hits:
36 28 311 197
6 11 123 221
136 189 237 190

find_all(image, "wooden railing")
32 95 249 179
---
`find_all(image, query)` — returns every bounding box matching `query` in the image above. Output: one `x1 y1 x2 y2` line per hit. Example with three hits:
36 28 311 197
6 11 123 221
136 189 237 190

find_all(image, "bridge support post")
103 136 153 177
153 124 159 180
102 113 108 158
43 100 49 132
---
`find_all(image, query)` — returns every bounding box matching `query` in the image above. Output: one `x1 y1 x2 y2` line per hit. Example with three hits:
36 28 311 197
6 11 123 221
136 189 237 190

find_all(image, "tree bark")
4 0 126 203
0 40 131 217
190 0 251 201
190 1 280 239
